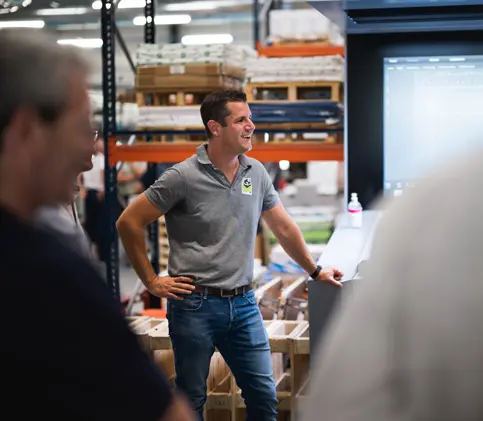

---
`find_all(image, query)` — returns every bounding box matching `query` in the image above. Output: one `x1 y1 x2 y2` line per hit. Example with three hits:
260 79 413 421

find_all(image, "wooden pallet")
251 132 341 145
268 37 330 46
245 81 343 102
136 129 206 144
136 90 218 107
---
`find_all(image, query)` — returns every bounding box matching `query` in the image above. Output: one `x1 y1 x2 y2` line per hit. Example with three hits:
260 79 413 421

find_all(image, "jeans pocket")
244 289 257 305
170 293 204 311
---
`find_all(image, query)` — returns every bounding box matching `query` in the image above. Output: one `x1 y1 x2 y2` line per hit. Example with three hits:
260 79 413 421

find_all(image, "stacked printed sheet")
137 106 203 128
246 55 344 83
136 43 257 68
137 102 343 128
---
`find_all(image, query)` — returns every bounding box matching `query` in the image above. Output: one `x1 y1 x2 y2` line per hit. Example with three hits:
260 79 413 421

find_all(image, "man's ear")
2 107 37 153
207 120 220 137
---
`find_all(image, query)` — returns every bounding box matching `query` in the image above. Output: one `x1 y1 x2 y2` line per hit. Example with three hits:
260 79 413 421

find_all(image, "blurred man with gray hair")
0 30 194 421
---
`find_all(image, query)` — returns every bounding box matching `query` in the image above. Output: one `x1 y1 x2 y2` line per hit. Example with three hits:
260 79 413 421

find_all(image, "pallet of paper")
136 43 257 68
137 106 203 128
268 8 343 45
246 56 344 83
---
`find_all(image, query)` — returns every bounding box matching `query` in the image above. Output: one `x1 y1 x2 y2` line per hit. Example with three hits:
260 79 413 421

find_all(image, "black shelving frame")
101 0 159 302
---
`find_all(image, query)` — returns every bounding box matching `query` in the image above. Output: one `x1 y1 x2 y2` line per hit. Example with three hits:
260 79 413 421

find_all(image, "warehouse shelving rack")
101 0 344 302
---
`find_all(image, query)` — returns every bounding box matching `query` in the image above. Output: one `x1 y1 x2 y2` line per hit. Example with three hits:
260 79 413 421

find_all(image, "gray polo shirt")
145 143 279 289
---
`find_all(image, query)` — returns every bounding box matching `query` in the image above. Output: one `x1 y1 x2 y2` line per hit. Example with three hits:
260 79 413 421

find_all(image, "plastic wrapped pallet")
246 56 344 83
136 43 257 68
268 8 342 45
137 106 203 128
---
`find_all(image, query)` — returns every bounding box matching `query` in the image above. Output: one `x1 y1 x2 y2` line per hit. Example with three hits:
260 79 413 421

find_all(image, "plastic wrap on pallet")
137 106 203 128
249 101 343 125
136 43 257 67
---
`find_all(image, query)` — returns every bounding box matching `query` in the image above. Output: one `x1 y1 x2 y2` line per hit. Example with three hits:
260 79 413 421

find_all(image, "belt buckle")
220 289 235 297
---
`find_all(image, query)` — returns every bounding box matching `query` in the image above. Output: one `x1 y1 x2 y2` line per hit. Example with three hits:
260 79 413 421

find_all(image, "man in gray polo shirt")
117 89 343 420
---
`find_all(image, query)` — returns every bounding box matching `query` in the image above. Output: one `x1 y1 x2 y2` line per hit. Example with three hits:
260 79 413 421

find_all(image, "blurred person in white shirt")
82 135 106 261
302 151 483 421
35 129 98 258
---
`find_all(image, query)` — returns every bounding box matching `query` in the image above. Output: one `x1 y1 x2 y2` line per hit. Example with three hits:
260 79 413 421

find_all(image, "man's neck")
206 142 239 175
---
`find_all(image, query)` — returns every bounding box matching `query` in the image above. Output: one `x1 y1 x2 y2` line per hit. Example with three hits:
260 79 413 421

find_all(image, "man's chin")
240 140 252 153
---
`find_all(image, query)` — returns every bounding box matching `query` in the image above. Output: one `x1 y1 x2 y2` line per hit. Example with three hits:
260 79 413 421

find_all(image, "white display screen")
383 55 483 196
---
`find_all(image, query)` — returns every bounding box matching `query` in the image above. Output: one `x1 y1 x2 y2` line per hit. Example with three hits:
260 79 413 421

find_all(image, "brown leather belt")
193 284 252 298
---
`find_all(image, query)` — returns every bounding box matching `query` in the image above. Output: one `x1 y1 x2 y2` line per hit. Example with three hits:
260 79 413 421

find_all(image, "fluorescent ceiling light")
133 14 191 25
181 34 233 45
57 38 103 48
36 7 88 15
0 20 45 28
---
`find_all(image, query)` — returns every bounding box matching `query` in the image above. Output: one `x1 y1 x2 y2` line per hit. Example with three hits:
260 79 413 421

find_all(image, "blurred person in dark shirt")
0 30 194 421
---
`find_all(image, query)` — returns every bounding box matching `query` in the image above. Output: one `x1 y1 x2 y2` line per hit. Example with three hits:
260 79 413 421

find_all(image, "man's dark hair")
200 89 247 138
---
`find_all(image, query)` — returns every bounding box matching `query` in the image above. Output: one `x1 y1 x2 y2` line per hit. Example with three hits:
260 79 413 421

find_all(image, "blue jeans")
167 289 278 421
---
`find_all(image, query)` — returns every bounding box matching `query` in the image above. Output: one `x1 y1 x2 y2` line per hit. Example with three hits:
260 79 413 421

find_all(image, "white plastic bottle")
348 192 363 228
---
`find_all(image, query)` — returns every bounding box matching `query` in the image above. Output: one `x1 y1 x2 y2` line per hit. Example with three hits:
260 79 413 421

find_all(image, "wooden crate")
291 322 310 418
128 316 312 421
254 276 308 321
245 81 343 103
158 215 169 270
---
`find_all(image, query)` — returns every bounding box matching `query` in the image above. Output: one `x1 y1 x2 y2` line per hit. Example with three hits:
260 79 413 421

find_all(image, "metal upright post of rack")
101 0 120 300
143 0 161 309
101 0 159 303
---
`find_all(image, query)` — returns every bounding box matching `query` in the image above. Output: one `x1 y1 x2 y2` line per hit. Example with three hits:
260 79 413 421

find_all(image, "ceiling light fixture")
0 20 45 28
181 34 233 45
57 38 103 48
133 14 191 25
36 7 89 15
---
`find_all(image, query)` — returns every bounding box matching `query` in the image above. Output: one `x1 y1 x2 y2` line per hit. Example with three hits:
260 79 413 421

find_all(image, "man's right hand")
147 275 195 300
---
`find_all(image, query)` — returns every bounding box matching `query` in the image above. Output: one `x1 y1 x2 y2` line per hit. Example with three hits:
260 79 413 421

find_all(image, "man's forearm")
275 224 317 275
117 219 157 286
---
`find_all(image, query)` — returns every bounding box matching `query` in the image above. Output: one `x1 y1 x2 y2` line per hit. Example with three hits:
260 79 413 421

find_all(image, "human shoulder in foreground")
301 152 483 421
0 28 194 421
0 207 193 421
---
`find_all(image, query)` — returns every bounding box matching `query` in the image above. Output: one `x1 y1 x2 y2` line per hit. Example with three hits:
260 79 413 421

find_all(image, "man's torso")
163 154 269 289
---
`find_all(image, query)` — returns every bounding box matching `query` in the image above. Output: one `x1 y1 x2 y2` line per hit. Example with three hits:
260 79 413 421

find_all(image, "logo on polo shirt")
242 177 252 195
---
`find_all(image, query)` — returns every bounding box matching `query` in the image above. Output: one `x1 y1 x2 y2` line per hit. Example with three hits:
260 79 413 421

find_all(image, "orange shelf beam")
256 41 344 58
108 138 343 166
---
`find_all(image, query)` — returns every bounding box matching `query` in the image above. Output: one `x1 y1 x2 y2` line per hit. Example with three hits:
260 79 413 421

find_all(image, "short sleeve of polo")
261 166 280 211
144 166 186 214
